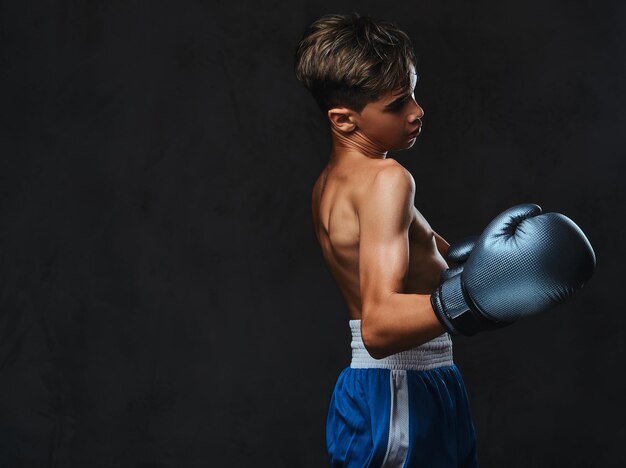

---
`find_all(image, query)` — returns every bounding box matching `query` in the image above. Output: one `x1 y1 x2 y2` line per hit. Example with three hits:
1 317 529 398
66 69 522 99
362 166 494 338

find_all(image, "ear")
327 107 358 133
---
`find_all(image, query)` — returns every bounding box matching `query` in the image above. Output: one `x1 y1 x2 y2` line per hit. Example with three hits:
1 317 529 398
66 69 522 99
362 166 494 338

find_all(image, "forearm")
362 292 446 359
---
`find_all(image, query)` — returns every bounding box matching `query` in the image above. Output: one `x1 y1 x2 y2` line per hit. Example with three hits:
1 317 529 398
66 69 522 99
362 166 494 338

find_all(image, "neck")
328 126 388 165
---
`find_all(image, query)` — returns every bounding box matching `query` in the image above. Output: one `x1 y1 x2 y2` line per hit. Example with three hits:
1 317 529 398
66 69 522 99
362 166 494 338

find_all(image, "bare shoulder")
355 158 416 232
362 158 415 204
374 158 414 186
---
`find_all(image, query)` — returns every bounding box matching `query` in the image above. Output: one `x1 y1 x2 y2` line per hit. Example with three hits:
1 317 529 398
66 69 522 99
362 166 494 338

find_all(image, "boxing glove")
440 235 479 283
430 203 596 336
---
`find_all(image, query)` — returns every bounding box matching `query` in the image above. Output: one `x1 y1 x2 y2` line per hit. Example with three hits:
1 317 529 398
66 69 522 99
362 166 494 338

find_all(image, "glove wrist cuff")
433 273 513 336
431 273 468 336
432 272 491 336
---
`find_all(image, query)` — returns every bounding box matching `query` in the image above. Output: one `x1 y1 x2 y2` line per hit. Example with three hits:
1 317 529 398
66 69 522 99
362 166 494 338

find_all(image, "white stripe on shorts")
381 370 409 467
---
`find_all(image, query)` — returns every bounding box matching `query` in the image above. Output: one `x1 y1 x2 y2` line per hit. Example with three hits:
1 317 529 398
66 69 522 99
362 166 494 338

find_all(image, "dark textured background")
0 1 623 467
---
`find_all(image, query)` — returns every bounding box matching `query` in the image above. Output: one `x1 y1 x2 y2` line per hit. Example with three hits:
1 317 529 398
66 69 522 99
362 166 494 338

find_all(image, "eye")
391 97 409 111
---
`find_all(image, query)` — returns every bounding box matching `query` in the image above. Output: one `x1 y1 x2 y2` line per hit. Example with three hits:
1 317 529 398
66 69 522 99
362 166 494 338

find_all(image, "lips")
409 126 421 137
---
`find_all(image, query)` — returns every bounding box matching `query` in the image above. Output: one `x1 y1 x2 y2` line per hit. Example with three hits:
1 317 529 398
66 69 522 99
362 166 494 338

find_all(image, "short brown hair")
294 12 417 116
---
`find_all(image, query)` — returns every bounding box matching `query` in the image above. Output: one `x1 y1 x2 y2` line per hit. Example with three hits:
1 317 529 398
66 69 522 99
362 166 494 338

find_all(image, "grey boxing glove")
430 203 596 336
440 235 479 283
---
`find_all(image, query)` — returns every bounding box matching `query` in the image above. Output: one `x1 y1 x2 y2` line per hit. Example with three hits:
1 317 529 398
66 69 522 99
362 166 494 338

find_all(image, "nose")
409 99 424 122
415 102 424 119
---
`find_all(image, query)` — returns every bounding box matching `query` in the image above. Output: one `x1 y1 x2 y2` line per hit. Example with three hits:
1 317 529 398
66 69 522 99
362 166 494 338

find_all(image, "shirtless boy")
294 12 596 467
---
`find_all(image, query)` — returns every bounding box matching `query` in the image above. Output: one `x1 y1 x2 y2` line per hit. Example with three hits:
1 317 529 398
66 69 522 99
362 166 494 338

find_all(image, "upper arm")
358 164 415 323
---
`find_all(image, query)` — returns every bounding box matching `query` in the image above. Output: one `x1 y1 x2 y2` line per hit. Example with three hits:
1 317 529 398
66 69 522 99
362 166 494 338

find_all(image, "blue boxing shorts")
326 320 479 467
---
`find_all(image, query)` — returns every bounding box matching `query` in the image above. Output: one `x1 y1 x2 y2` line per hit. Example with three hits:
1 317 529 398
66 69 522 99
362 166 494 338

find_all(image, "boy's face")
328 64 424 154
358 64 424 151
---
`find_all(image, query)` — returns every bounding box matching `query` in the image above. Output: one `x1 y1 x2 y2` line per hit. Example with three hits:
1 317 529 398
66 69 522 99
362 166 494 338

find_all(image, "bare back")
312 157 449 321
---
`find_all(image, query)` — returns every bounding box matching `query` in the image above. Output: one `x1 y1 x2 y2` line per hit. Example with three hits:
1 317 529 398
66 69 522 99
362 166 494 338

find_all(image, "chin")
399 139 417 150
387 137 416 152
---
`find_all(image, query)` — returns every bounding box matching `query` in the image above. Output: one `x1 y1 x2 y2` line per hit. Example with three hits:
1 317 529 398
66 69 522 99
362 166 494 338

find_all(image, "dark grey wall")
0 1 623 467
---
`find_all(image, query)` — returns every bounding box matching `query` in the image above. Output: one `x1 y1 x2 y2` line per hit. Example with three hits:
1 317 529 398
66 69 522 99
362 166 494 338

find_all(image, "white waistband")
349 320 454 370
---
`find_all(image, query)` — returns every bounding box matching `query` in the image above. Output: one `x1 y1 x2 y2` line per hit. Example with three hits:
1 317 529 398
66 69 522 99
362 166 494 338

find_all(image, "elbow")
361 318 393 360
